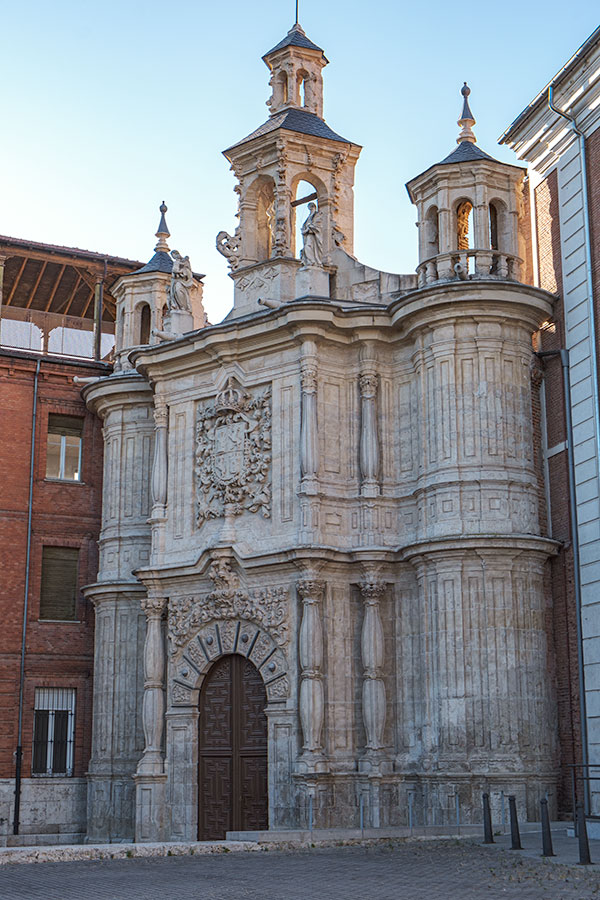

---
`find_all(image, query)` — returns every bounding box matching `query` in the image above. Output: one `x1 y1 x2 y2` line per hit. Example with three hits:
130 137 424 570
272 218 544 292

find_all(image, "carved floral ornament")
168 560 289 654
195 377 272 524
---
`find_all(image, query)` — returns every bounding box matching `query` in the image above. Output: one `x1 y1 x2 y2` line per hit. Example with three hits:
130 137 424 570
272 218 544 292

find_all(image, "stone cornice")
82 371 153 414
129 280 555 384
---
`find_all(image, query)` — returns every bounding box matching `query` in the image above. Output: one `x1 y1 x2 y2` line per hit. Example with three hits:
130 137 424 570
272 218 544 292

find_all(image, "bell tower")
406 84 527 286
217 23 362 317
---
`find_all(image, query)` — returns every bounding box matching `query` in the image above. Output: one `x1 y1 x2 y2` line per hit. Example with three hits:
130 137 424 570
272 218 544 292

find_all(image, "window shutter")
40 547 79 620
47 414 83 437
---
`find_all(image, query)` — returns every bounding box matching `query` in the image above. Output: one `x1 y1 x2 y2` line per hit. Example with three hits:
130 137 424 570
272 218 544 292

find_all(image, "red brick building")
501 25 600 819
0 238 141 844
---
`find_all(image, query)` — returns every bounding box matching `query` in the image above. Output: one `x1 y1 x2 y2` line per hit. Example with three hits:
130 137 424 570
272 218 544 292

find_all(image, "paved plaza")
1 839 600 900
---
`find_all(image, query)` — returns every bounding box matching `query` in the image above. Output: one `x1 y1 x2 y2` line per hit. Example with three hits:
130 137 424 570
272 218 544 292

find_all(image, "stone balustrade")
417 249 522 287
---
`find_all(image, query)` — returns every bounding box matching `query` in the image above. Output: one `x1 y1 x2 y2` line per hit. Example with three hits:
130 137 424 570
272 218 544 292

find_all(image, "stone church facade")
82 25 559 842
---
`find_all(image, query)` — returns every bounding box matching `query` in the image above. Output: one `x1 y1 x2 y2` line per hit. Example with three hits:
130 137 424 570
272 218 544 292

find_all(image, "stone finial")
154 201 170 253
457 83 476 145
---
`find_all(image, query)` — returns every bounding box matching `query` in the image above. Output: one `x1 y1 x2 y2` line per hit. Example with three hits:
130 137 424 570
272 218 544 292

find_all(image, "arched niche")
137 302 151 345
455 199 474 251
488 198 508 251
291 173 327 259
244 175 276 263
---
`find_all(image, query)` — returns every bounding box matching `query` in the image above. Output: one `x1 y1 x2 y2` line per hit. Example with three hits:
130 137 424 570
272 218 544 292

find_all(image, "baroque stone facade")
82 24 560 842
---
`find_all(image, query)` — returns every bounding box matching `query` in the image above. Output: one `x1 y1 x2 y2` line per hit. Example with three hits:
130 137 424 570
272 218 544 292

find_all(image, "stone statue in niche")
168 250 193 312
300 202 324 267
216 229 242 270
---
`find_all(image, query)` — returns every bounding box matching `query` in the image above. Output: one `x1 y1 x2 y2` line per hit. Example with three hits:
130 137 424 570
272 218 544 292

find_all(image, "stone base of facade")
0 778 87 848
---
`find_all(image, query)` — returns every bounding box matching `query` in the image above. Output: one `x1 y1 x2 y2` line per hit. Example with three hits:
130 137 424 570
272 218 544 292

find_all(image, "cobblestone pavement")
1 840 600 900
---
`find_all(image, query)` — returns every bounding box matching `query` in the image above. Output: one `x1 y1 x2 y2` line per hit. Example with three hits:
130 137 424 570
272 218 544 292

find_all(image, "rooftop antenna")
295 0 299 25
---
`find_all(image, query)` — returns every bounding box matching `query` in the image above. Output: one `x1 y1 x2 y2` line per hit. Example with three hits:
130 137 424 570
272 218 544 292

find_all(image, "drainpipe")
547 86 600 812
537 348 589 815
13 357 41 834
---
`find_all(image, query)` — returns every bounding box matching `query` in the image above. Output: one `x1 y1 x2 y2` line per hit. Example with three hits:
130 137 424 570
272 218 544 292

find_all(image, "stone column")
151 398 168 511
134 595 167 842
359 574 387 764
297 577 325 770
150 398 168 560
359 370 379 497
300 344 319 492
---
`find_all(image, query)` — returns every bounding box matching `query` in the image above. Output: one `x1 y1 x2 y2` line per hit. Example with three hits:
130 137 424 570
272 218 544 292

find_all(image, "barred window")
46 414 83 481
40 546 79 621
32 688 76 776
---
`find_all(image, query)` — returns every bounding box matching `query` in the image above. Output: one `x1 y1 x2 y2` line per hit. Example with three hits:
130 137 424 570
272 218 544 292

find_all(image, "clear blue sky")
2 2 598 322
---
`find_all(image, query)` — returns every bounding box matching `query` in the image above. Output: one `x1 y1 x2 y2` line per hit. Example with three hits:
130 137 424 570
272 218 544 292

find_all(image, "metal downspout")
13 357 41 835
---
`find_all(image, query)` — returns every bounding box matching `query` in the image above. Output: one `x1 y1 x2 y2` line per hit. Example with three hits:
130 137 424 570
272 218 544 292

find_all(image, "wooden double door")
198 654 268 839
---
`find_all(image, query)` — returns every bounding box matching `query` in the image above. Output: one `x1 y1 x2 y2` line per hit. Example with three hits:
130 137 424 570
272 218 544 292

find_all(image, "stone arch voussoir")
170 618 289 706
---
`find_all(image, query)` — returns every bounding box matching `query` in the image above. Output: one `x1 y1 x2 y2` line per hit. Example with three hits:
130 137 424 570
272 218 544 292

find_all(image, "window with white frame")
32 688 76 776
46 414 83 481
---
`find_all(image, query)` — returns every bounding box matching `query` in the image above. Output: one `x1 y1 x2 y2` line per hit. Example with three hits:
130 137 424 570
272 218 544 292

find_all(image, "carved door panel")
198 654 268 839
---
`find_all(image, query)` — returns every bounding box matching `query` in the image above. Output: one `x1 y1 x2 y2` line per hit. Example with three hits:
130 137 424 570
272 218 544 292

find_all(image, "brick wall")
534 170 582 814
0 352 106 784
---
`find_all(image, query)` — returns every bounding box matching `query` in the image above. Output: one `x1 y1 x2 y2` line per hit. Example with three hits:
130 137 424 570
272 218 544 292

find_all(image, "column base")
134 773 167 843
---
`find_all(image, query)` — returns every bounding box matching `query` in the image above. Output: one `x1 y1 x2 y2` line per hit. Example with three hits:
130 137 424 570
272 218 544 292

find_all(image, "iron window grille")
32 687 76 776
46 414 83 481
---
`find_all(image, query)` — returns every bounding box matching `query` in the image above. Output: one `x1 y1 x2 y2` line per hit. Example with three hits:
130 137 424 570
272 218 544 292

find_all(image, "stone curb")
0 835 458 866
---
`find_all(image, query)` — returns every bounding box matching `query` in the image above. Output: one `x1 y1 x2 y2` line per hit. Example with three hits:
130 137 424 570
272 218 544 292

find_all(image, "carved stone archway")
170 617 290 706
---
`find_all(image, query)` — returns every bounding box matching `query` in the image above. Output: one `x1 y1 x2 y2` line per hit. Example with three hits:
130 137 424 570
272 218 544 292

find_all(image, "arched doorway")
198 654 268 839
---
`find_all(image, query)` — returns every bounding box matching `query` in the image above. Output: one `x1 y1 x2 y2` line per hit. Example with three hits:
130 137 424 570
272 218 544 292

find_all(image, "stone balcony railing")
416 249 522 288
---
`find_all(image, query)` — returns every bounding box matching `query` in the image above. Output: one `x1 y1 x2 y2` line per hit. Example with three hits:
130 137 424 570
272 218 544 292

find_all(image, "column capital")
153 398 168 427
140 595 167 617
359 373 378 399
297 578 325 602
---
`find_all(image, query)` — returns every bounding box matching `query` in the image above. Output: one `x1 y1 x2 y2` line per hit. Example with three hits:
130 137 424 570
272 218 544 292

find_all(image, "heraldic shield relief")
195 377 272 523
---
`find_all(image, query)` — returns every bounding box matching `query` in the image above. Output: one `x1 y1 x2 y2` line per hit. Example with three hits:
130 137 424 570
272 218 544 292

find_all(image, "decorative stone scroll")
216 229 242 270
167 560 289 654
195 378 271 524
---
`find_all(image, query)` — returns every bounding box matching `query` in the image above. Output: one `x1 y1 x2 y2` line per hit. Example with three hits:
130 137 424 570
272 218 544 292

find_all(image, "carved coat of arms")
196 377 271 523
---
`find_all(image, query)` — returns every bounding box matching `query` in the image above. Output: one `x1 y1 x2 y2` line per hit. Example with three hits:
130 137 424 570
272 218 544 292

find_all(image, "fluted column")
151 398 168 511
300 342 319 493
359 372 379 497
137 596 167 775
297 578 325 761
360 574 386 755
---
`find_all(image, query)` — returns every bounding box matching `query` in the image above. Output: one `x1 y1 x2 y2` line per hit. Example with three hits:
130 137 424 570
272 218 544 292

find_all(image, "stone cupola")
111 204 205 370
263 22 327 119
216 23 362 317
406 84 527 286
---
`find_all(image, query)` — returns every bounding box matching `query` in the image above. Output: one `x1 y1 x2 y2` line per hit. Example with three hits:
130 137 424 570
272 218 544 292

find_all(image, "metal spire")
295 0 299 25
154 201 170 253
457 83 477 144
